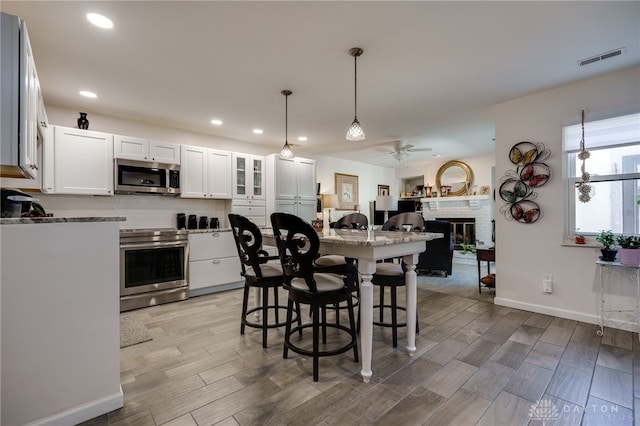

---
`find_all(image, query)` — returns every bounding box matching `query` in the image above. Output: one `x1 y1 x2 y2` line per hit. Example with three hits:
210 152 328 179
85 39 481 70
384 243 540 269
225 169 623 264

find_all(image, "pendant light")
346 47 366 141
280 89 294 159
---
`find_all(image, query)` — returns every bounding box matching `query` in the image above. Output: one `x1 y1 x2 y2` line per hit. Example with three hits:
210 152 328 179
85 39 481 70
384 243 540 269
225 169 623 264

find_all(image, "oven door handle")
120 241 187 249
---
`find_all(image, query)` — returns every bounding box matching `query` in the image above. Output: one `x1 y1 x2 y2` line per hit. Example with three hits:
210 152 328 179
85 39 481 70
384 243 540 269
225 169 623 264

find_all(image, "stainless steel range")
119 228 189 312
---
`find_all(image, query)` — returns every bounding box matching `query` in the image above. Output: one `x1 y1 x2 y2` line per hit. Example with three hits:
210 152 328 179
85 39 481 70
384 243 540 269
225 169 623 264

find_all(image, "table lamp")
322 194 339 226
375 195 398 223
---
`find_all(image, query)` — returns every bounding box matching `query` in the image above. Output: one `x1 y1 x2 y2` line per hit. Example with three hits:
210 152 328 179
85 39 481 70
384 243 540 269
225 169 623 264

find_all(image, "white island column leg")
358 258 376 383
403 253 418 355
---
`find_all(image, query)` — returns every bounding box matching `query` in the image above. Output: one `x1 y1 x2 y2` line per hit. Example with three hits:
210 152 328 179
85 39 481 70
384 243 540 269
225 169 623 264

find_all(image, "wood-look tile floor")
82 265 638 426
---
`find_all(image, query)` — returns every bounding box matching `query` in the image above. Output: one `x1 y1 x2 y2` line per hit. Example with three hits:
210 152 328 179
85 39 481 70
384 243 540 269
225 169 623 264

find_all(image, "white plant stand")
596 260 640 341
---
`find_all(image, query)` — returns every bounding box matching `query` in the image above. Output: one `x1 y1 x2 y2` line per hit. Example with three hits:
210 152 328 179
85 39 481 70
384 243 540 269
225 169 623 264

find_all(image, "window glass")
564 112 640 237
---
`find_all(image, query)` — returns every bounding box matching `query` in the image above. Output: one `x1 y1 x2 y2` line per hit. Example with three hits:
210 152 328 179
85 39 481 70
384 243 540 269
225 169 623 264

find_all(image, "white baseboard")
189 281 243 298
494 297 639 333
26 388 123 426
494 297 599 325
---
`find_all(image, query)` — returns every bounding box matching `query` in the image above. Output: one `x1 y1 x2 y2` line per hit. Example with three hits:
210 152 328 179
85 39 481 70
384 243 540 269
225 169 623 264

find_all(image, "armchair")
417 220 454 276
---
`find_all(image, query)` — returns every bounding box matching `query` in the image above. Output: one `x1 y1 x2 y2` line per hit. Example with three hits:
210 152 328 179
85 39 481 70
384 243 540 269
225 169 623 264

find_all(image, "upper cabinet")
232 154 265 200
180 145 232 199
47 126 114 195
270 155 317 201
114 135 180 164
0 13 43 179
267 155 317 221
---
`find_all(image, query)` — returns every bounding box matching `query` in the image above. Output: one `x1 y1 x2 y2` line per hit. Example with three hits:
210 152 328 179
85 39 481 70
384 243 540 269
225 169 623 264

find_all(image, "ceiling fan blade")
408 147 432 152
373 146 393 153
399 144 414 151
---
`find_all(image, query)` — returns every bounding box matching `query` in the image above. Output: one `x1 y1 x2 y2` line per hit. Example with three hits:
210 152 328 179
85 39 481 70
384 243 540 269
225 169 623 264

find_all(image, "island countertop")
0 216 126 225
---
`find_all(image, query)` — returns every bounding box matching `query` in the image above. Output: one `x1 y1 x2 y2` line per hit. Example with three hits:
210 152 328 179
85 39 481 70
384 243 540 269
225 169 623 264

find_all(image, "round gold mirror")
436 160 473 196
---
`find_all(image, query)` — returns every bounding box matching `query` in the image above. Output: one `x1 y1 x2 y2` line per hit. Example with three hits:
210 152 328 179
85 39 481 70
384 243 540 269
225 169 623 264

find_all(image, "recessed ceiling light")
253 129 263 134
297 136 307 142
211 119 223 126
86 13 113 29
432 154 441 158
79 90 97 98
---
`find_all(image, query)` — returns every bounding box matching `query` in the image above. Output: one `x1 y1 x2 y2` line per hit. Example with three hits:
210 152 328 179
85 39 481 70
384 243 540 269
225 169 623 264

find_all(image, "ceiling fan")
377 141 432 160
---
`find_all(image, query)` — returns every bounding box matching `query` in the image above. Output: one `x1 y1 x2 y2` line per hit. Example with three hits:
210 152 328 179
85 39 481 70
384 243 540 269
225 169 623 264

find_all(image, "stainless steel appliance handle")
120 241 187 249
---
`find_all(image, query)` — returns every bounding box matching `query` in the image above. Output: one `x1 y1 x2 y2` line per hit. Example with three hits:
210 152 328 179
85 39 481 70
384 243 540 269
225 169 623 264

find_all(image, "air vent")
578 47 625 66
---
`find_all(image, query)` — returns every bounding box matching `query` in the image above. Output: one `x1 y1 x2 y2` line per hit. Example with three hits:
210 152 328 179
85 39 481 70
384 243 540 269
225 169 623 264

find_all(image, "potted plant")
596 230 617 261
460 243 477 256
616 235 640 265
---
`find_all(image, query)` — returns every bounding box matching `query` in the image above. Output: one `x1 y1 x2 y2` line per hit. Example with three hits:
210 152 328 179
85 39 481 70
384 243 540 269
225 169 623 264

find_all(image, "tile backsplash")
34 193 231 229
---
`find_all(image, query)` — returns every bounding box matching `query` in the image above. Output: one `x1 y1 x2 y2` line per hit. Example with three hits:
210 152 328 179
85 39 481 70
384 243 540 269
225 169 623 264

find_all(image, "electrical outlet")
543 273 553 293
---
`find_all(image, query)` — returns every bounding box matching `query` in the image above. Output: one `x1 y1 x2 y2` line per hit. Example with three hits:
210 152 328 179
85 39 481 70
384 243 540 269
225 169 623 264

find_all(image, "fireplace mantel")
421 194 489 211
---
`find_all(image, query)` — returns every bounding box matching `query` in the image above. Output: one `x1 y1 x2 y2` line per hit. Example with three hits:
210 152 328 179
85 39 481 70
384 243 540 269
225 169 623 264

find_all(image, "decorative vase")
77 112 89 130
619 248 640 265
600 248 618 262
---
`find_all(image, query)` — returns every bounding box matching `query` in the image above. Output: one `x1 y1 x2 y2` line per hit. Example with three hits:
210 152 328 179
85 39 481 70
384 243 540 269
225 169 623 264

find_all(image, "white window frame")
563 111 640 240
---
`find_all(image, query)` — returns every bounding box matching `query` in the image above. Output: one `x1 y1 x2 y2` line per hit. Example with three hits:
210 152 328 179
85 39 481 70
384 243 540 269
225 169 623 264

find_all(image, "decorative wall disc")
501 141 551 224
510 200 540 224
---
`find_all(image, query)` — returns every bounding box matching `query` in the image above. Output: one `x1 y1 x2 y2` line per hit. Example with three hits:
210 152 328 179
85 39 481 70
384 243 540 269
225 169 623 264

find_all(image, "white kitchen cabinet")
0 13 42 179
273 199 317 221
188 231 242 295
22 29 39 179
231 199 267 227
207 149 233 198
232 153 265 200
114 135 180 164
180 145 232 199
267 154 317 221
41 125 55 193
51 126 114 195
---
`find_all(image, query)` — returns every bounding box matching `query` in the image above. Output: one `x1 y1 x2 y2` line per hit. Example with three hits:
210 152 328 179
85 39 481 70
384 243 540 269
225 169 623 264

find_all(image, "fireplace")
437 217 475 250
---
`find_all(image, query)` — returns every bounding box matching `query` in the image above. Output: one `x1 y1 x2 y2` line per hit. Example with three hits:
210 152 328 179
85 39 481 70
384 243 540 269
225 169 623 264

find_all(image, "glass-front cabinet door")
234 155 246 197
252 157 263 198
232 153 264 199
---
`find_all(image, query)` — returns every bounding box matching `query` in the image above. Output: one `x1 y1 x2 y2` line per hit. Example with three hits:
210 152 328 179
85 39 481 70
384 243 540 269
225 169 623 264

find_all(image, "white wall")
45 106 277 156
315 153 398 223
6 106 400 228
397 154 495 194
494 66 640 328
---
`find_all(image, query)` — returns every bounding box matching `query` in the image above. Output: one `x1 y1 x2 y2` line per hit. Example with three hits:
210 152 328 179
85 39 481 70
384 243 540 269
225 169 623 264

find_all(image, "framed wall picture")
334 173 359 210
378 184 390 196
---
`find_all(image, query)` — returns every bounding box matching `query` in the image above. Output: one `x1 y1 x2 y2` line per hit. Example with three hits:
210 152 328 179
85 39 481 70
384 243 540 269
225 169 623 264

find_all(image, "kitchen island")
1 217 125 425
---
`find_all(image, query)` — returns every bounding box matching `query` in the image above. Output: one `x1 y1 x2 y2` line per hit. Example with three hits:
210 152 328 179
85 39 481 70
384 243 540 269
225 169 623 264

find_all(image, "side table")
596 260 640 341
477 247 496 294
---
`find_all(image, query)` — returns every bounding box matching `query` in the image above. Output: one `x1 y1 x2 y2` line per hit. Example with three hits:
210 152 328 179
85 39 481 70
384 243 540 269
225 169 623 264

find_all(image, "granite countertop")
262 228 443 247
0 217 126 225
186 228 231 233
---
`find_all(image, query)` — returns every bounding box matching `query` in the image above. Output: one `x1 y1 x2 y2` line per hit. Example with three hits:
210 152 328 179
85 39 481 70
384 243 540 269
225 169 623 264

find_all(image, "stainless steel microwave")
115 158 180 195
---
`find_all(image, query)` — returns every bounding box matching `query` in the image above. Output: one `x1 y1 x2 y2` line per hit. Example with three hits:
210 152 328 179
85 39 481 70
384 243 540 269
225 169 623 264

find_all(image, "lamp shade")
322 194 339 209
375 195 398 211
280 141 294 159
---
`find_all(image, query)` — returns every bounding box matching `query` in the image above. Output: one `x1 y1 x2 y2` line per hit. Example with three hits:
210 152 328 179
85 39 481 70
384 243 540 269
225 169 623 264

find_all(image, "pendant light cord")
285 92 288 143
353 54 358 118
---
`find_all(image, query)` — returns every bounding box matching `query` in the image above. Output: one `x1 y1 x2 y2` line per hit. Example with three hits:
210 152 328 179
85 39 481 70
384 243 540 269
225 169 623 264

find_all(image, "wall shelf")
421 194 490 211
